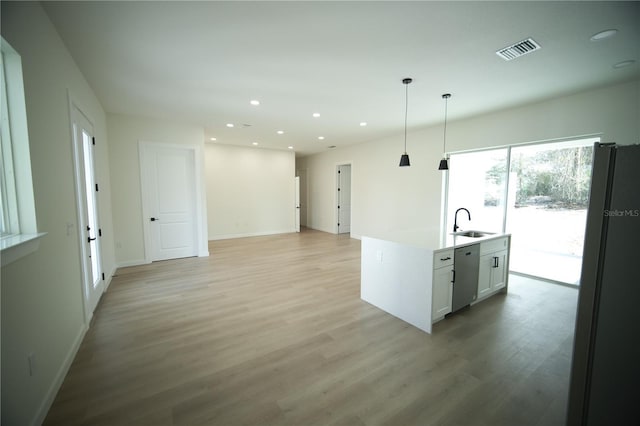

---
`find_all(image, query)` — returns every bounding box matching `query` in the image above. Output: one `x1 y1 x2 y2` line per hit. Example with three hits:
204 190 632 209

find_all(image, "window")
445 148 508 242
1 37 43 266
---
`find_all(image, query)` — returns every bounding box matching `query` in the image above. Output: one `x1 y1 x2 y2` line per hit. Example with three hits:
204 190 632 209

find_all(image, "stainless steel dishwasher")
452 244 479 313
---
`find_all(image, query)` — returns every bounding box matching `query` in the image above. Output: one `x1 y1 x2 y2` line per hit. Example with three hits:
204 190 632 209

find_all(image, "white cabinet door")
432 266 453 321
478 254 493 298
478 249 508 299
491 250 508 290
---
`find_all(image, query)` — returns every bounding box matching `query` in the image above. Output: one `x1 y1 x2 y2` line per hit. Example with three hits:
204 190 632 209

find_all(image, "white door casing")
297 169 308 227
140 142 200 261
70 104 103 320
295 176 301 232
337 164 351 234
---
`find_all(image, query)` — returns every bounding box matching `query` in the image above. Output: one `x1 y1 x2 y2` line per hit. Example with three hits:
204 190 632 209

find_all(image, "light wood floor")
45 229 578 426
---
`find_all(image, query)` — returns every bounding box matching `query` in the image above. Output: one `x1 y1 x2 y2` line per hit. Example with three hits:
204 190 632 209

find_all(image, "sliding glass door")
506 140 594 284
445 137 597 285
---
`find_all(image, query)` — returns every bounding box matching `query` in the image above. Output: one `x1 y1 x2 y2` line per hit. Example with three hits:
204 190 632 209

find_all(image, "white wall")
1 3 116 425
205 143 296 240
107 114 208 265
297 79 640 241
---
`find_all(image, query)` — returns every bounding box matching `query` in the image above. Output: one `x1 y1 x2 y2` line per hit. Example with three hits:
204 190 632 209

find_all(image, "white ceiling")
43 1 640 156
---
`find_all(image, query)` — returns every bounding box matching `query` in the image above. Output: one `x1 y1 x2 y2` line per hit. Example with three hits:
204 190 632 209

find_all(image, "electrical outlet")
27 352 36 376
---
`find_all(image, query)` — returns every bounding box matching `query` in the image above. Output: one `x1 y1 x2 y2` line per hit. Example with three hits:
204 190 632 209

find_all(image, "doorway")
71 105 103 319
139 142 201 262
296 168 308 228
337 164 351 234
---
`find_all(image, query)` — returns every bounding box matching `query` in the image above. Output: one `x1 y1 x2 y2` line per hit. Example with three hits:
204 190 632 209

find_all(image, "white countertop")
363 229 509 251
363 229 442 250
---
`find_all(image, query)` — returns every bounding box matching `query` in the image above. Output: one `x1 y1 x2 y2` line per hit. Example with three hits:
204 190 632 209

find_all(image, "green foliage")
509 145 593 207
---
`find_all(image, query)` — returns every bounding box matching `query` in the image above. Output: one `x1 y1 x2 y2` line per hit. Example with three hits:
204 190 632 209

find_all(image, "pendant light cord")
404 83 409 153
442 96 448 154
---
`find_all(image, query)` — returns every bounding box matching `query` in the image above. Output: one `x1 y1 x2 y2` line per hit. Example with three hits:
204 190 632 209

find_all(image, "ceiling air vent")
496 38 541 61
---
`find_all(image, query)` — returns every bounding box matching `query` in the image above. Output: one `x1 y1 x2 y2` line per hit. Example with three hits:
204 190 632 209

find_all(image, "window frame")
0 37 45 266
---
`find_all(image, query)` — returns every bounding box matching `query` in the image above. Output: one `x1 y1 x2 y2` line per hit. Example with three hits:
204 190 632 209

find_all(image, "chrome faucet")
453 208 471 232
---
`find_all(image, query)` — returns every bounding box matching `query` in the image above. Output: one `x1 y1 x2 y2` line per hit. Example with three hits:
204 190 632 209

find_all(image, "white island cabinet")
361 230 510 334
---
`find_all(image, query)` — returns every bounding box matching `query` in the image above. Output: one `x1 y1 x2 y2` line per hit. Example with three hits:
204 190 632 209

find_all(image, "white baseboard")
31 322 87 426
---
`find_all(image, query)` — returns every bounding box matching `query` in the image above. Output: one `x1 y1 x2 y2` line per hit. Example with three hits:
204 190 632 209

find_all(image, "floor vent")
496 38 541 61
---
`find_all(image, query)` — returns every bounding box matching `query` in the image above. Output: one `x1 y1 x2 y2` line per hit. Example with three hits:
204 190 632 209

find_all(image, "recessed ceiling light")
360 122 367 127
226 123 234 128
613 59 636 69
318 136 325 140
210 137 217 141
288 146 294 150
312 113 320 118
277 130 284 135
250 100 260 106
590 29 618 41
252 142 259 146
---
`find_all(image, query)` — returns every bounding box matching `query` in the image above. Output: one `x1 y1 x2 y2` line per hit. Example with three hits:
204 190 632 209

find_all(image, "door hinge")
98 228 102 237
92 137 96 146
338 187 341 191
95 183 99 192
337 205 340 209
102 272 105 280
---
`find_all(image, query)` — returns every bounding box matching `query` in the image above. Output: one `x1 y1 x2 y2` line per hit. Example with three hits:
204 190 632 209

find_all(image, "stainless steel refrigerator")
567 143 640 425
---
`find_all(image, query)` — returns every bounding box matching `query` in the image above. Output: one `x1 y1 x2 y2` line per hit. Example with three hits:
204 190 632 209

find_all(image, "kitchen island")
361 229 510 334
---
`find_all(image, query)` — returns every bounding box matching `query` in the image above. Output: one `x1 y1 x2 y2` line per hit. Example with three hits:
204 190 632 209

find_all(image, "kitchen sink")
453 230 495 238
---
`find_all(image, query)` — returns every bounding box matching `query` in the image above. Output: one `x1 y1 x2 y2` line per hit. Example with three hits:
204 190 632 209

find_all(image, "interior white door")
71 106 103 317
141 143 198 261
295 176 301 232
337 164 351 234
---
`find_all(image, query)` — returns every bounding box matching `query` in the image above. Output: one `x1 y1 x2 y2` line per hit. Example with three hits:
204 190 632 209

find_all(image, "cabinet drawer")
434 249 454 268
480 237 508 255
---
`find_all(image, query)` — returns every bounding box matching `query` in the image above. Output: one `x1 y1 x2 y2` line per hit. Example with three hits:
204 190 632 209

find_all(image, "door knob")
150 217 158 222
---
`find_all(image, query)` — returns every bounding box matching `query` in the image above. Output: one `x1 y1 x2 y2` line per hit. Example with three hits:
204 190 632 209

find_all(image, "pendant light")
438 93 451 170
399 78 412 167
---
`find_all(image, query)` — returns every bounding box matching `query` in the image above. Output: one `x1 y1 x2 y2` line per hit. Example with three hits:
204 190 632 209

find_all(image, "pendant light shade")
399 78 412 167
438 93 451 171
